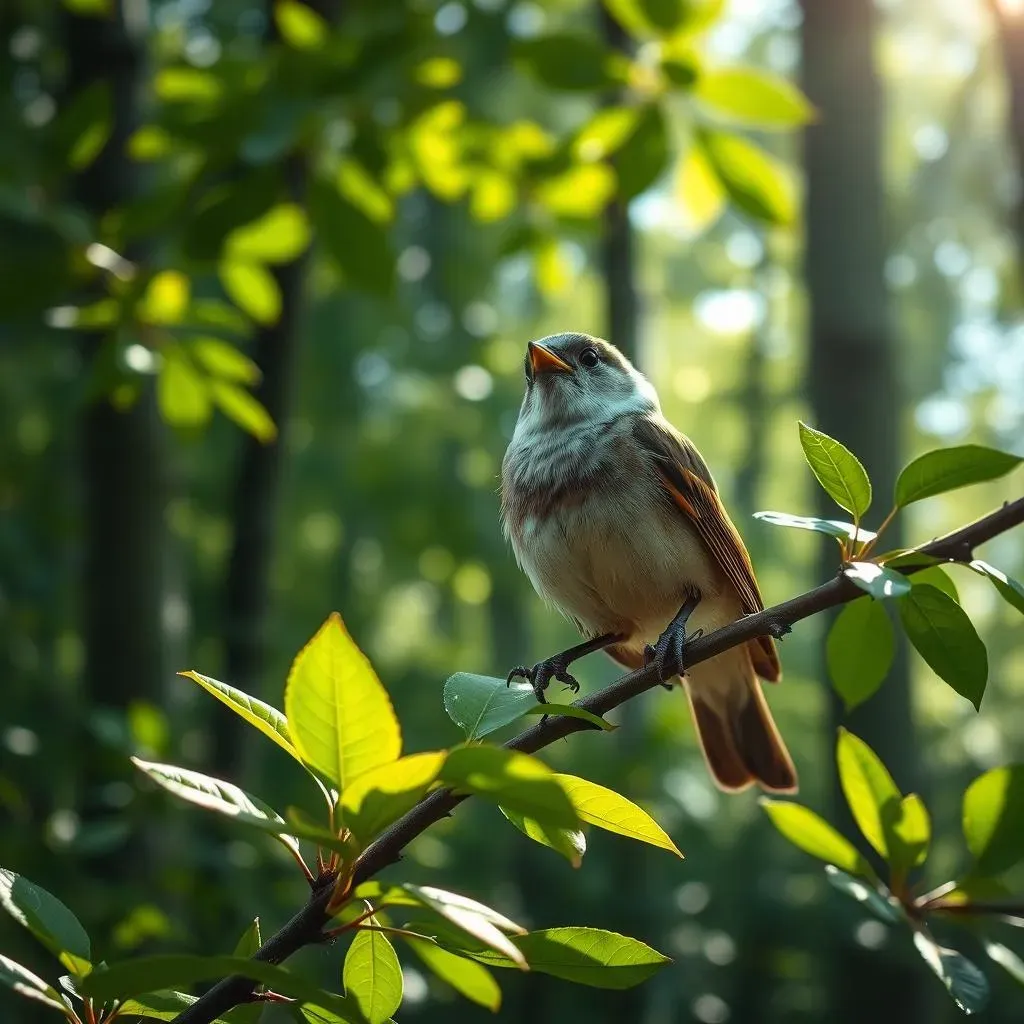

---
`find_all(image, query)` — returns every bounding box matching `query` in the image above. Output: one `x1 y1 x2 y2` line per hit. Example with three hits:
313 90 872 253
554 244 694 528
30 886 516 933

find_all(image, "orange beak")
528 341 572 375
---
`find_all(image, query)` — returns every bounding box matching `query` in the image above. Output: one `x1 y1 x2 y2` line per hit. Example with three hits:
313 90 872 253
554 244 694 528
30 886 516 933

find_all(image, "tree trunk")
990 0 1024 262
801 0 928 1018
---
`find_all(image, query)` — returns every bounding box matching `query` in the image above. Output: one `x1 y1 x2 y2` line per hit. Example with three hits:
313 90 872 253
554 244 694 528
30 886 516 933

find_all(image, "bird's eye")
579 347 600 368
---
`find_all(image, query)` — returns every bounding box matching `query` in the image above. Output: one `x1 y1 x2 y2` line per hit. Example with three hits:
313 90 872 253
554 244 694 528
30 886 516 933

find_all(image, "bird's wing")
632 415 781 682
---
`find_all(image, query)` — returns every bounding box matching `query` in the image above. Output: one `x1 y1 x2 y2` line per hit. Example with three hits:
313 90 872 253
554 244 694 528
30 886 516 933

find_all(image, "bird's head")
515 332 660 434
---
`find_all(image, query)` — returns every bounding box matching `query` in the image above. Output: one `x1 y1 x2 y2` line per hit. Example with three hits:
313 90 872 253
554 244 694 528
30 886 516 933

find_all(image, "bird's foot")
507 656 580 704
644 589 703 684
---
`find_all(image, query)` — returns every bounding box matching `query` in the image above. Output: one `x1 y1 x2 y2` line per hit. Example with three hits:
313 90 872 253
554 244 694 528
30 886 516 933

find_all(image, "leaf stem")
859 505 898 560
354 924 430 941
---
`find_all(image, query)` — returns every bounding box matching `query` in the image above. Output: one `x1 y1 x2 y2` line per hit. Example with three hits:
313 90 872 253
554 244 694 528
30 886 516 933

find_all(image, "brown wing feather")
632 416 781 682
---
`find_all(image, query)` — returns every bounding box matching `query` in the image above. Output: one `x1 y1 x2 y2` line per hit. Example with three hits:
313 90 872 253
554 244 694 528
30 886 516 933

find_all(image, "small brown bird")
500 332 797 794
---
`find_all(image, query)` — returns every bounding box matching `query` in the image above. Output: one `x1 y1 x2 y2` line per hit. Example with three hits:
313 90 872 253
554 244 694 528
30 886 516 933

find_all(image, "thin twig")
172 497 1024 1024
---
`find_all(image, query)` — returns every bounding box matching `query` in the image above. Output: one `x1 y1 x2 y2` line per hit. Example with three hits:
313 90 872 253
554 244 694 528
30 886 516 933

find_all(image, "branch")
173 496 1024 1024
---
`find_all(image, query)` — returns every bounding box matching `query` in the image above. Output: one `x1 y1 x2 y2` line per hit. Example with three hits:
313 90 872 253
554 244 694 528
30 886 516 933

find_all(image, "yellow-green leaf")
336 160 393 225
552 774 681 857
695 67 814 128
499 806 586 868
534 164 616 219
405 937 501 1010
210 380 276 443
760 799 873 878
836 728 901 860
701 129 796 226
0 954 66 1012
158 346 211 428
343 927 402 1024
963 765 1024 878
189 338 260 385
219 261 281 325
0 871 91 977
284 613 401 791
138 270 190 325
226 204 310 264
274 0 328 49
674 144 726 237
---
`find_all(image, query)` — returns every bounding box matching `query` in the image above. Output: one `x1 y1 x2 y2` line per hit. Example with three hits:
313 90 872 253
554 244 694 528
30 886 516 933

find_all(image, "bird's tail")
684 643 797 794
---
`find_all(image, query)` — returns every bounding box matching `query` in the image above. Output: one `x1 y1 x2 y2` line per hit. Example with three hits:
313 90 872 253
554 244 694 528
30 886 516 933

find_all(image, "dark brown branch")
173 496 1024 1024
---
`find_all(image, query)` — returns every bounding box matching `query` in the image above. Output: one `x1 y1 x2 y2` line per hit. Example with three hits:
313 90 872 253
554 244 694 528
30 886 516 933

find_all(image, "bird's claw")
507 658 578 704
645 590 702 685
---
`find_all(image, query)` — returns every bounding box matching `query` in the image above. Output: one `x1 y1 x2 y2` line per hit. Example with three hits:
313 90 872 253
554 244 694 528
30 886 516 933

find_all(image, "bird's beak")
528 341 572 376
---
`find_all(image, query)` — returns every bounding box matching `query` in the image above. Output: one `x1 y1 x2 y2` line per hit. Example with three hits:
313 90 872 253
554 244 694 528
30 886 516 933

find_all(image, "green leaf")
401 884 527 969
701 130 797 226
753 511 876 543
638 0 688 31
836 728 901 860
179 671 298 761
284 612 402 791
513 35 617 91
962 765 1024 877
80 955 361 1020
440 746 578 829
572 107 641 163
913 566 959 603
55 81 113 170
219 261 281 326
552 774 681 857
405 937 501 1010
499 806 586 868
521 704 614 731
508 929 669 989
826 597 894 710
843 562 911 599
344 927 402 1024
0 869 91 976
339 751 446 848
674 142 726 236
229 920 264 1024
274 0 328 49
210 381 277 443
226 204 311 264
0 954 66 1012
308 181 394 296
158 346 211 429
116 990 204 1022
895 445 1022 507
534 165 616 220
913 931 990 1014
984 941 1024 987
442 674 536 740
139 270 190 325
183 169 280 262
899 585 988 710
797 422 872 519
154 67 223 104
695 67 814 128
759 799 872 878
614 104 669 199
893 794 931 873
969 560 1024 616
824 866 902 923
130 758 301 858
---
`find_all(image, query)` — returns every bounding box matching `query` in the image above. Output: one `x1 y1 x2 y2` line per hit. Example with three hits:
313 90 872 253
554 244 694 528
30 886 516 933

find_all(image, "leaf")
401 885 527 970
753 511 876 543
534 164 616 220
154 68 223 104
513 35 617 91
701 129 797 226
179 671 298 761
760 799 872 878
440 746 578 828
339 751 446 848
0 954 66 1012
969 560 1024 616
552 774 681 857
895 445 1022 507
190 338 260 385
158 347 211 429
405 937 501 1010
962 765 1024 878
614 104 669 199
843 562 911 599
226 204 311 264
913 566 959 603
274 0 328 49
344 927 402 1024
219 261 281 326
80 955 361 1020
521 705 614 731
893 794 931 872
499 806 586 868
674 143 726 237
442 674 537 740
899 585 988 710
139 270 190 324
826 597 894 710
284 613 401 791
337 160 394 225
695 67 814 128
572 107 641 163
797 422 872 519
913 931 990 1014
230 920 264 1024
55 81 113 171
130 758 301 858
0 869 91 976
984 941 1024 987
824 866 902 923
183 169 280 262
211 381 277 443
836 728 901 860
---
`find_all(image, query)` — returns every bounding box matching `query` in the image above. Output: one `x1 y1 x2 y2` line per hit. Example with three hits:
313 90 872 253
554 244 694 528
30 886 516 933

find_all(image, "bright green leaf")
826 597 894 710
893 793 931 873
415 57 463 89
760 799 872 878
442 674 536 740
139 270 190 324
962 765 1024 878
158 346 211 429
219 261 281 326
836 727 901 860
614 104 669 199
440 746 578 829
572 107 641 163
336 161 393 225
895 445 1022 508
913 566 959 603
899 585 987 710
340 751 446 848
969 560 1024 617
183 170 280 262
695 67 814 128
274 0 328 49
701 130 797 226
552 774 681 857
499 806 586 868
522 704 614 731
229 920 264 1024
227 204 310 264
284 613 402 791
190 338 260 385
534 164 617 220
405 937 501 1010
824 866 902 923
674 143 726 237
344 927 402 1024
753 511 876 543
154 68 223 104
0 954 66 1012
798 422 872 519
913 931 990 1014
210 380 276 443
0 870 90 976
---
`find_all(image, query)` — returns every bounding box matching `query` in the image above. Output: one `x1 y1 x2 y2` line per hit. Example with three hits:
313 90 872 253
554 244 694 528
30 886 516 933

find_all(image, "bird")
500 332 797 794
